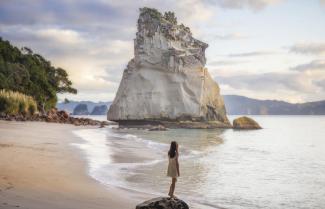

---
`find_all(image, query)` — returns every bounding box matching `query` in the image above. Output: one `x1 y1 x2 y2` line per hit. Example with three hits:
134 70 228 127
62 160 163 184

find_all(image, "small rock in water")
136 197 189 209
233 116 262 129
149 125 167 131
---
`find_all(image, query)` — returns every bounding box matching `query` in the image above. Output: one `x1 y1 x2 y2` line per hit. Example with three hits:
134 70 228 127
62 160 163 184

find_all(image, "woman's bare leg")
168 178 177 198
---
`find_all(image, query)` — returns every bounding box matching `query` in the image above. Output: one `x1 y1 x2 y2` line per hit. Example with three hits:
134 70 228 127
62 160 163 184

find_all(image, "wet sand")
0 121 145 209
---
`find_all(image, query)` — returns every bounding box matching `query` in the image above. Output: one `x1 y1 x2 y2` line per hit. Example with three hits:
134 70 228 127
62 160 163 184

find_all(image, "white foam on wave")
72 129 113 168
71 129 128 188
71 128 170 190
71 127 203 197
113 132 202 159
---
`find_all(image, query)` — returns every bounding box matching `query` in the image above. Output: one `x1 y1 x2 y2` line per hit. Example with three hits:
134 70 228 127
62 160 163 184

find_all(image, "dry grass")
0 89 37 115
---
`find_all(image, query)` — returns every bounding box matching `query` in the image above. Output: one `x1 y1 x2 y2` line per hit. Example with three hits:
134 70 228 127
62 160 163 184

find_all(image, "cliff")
72 104 89 115
108 8 230 128
90 105 108 115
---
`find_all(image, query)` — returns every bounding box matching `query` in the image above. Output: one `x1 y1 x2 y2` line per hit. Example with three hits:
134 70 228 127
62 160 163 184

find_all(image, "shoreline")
72 128 168 195
0 121 147 209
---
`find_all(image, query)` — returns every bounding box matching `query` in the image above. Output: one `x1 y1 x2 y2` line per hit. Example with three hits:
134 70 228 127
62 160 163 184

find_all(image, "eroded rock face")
233 116 262 129
90 105 107 115
108 7 230 128
136 197 189 209
73 104 89 115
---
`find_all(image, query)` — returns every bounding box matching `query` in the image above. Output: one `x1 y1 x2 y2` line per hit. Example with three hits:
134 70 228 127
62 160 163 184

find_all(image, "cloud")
216 72 308 92
0 0 219 101
215 32 247 40
289 42 325 55
214 60 325 102
320 0 325 6
227 51 275 57
314 79 325 90
37 28 84 45
210 0 284 10
208 60 249 66
0 0 323 102
291 60 325 71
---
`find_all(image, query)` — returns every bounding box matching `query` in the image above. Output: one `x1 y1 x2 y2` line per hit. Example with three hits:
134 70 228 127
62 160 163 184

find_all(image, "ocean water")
72 116 325 209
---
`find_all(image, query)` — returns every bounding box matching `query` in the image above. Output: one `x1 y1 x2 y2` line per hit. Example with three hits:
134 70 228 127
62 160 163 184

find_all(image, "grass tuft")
0 89 37 115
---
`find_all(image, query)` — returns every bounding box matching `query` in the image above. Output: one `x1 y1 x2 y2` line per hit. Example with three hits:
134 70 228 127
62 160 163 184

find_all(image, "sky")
0 0 325 103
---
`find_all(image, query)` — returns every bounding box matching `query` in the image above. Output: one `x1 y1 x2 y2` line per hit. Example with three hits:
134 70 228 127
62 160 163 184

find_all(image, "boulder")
107 8 230 129
233 116 262 129
136 197 189 209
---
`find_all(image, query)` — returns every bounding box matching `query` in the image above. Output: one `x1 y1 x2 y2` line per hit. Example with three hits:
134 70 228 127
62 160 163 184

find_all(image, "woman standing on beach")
167 141 180 198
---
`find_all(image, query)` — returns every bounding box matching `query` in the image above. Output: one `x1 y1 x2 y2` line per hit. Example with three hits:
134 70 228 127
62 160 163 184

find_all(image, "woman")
167 141 180 198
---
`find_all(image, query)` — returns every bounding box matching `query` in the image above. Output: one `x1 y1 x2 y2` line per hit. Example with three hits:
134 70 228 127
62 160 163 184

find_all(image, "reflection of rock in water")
108 8 230 128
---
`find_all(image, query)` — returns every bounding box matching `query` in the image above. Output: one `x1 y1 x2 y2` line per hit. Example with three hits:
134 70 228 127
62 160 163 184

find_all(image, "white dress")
167 153 178 178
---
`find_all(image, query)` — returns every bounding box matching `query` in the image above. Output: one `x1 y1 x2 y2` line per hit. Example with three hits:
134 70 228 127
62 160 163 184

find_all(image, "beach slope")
0 121 136 209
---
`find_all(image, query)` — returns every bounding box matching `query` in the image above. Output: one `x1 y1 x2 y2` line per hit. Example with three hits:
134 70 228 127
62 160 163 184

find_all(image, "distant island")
57 95 325 116
57 101 111 115
224 95 325 115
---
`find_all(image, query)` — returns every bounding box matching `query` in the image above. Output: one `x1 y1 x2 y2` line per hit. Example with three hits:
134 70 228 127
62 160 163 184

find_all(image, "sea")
72 115 325 209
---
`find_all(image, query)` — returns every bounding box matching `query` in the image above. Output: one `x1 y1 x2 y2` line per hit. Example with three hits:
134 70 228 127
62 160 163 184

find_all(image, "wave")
72 127 223 209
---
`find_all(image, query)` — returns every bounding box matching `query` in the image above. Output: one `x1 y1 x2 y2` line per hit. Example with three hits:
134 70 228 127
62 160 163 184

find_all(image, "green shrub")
0 38 77 111
0 89 38 115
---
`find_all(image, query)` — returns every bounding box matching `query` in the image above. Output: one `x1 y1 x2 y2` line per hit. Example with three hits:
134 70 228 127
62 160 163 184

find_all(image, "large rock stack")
108 8 231 128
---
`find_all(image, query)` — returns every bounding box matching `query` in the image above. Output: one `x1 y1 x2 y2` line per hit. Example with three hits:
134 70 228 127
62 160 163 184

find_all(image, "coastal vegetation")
0 37 77 113
0 89 37 115
139 7 178 25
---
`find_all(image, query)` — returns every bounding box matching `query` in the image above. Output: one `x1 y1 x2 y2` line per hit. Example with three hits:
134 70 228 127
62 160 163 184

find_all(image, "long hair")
168 141 177 158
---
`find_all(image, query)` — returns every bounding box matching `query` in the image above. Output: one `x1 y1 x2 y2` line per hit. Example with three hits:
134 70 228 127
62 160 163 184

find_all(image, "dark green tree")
0 37 77 113
164 11 177 25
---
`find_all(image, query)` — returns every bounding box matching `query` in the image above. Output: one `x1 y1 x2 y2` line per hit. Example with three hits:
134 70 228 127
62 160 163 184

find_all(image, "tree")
0 37 77 112
164 11 177 25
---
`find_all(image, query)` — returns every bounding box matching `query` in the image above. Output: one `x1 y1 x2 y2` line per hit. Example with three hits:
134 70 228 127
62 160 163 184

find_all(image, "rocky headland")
108 8 231 129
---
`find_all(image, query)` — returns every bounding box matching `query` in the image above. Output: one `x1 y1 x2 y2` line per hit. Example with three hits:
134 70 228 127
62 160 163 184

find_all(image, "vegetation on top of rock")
140 7 162 20
163 11 177 24
233 116 262 129
0 89 37 115
140 7 178 25
0 37 77 112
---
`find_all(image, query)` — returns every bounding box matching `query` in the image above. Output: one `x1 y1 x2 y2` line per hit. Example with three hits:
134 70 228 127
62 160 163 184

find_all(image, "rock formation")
0 107 112 127
73 104 89 115
136 197 189 209
90 105 108 115
233 116 262 129
108 7 231 128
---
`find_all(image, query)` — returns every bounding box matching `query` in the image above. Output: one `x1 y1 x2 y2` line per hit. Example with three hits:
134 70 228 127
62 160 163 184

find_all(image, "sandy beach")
0 121 144 209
